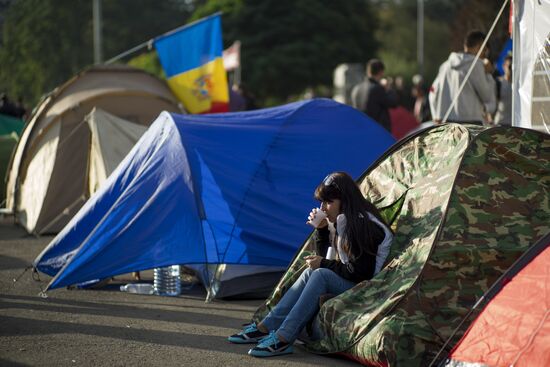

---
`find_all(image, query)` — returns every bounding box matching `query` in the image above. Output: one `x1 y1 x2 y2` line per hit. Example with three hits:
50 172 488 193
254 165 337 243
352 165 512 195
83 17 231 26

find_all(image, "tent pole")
38 195 87 235
417 0 424 78
104 12 223 65
511 0 519 127
104 41 151 65
93 0 103 64
441 0 509 123
205 263 220 303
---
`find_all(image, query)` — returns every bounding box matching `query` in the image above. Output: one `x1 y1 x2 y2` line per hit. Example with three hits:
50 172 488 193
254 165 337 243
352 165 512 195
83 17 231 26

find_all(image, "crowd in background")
348 30 513 134
2 30 511 133
0 93 27 120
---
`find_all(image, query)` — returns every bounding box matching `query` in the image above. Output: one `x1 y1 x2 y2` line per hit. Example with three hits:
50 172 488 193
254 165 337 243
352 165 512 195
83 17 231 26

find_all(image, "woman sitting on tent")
228 171 394 357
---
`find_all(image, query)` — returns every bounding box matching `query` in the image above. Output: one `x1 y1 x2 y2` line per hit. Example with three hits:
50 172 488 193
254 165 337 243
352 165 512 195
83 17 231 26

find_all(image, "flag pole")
104 12 223 65
235 64 242 86
93 0 103 64
104 41 152 65
235 40 242 85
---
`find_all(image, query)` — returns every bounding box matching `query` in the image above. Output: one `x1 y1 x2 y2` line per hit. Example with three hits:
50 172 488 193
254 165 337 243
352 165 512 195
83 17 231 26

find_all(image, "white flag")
223 41 241 71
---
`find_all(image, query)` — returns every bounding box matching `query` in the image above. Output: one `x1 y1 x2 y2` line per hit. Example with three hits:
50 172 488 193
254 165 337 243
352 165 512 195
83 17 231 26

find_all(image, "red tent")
443 233 550 367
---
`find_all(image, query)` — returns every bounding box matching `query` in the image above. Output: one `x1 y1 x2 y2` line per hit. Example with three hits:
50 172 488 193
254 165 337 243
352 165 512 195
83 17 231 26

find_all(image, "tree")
0 0 199 107
451 0 511 59
193 0 378 104
100 0 198 62
373 0 462 86
0 0 92 105
370 0 511 87
0 0 15 45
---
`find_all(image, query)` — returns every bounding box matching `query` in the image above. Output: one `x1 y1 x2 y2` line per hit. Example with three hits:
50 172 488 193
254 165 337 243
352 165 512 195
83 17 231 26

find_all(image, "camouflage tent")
252 123 550 366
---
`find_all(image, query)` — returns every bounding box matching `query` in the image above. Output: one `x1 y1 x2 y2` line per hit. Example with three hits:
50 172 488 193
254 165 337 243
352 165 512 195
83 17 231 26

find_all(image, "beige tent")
86 108 148 196
6 65 182 234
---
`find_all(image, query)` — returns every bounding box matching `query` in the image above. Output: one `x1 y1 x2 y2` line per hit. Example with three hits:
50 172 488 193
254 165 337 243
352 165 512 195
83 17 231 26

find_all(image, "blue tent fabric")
34 98 396 290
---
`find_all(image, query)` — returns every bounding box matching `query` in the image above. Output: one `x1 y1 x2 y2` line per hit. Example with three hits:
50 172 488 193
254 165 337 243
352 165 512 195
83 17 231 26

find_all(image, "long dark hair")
314 172 387 257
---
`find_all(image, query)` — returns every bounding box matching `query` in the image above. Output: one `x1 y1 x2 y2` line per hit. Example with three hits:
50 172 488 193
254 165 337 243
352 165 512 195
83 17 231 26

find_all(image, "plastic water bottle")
153 265 181 296
120 283 154 294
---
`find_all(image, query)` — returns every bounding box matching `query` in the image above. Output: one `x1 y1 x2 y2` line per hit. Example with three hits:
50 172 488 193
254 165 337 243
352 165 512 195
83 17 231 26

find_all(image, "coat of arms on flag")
154 14 229 114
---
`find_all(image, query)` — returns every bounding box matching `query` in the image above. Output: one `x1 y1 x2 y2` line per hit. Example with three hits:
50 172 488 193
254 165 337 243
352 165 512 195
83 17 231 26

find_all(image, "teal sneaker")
248 331 293 357
227 322 268 344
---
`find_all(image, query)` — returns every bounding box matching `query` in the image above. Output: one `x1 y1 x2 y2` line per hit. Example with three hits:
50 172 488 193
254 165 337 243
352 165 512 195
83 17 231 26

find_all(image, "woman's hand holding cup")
307 208 327 228
303 255 322 269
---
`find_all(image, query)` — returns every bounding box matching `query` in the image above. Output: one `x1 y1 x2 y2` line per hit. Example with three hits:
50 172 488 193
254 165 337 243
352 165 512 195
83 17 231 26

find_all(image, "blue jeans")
261 267 356 343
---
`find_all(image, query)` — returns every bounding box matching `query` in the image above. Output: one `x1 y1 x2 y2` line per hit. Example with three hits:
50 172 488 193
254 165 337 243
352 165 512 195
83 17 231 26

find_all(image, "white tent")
6 65 183 234
87 108 148 196
512 0 550 133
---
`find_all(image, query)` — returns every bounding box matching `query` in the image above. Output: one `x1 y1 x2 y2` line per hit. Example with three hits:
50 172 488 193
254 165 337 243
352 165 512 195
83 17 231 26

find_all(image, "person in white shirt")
228 172 393 358
429 30 496 125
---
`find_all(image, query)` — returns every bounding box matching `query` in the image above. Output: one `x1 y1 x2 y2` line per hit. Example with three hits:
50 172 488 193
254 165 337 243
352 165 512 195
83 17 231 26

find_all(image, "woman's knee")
301 268 331 285
310 268 332 281
298 267 313 282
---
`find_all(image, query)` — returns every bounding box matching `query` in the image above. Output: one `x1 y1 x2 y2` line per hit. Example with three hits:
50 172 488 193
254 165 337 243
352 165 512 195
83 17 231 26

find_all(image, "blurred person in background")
494 54 512 126
429 30 496 125
229 84 247 112
394 76 414 110
351 59 398 132
0 93 19 118
14 97 27 120
411 74 431 123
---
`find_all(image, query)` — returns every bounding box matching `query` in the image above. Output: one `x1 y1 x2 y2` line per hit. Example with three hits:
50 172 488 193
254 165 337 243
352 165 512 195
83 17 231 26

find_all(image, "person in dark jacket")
228 172 393 357
351 59 398 132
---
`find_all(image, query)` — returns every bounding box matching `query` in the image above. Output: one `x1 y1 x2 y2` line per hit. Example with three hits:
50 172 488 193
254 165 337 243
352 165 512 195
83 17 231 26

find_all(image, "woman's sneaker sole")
227 335 264 344
248 345 294 357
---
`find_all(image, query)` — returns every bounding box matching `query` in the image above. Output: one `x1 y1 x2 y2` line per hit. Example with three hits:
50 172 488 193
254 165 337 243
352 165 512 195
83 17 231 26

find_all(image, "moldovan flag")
154 14 229 114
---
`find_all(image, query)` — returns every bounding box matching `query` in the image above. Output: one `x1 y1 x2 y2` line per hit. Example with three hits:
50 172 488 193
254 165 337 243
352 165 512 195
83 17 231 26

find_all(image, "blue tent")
34 98 395 291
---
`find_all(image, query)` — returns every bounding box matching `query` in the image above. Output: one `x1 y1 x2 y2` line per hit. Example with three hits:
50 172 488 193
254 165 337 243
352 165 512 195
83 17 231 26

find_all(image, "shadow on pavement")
0 315 251 356
0 255 31 270
0 358 31 367
1 294 248 329
0 216 33 240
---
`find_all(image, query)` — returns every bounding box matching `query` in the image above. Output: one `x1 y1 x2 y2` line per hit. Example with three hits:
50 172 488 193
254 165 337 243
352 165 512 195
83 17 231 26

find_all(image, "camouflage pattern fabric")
254 124 473 326
252 124 550 367
409 127 550 365
308 124 478 360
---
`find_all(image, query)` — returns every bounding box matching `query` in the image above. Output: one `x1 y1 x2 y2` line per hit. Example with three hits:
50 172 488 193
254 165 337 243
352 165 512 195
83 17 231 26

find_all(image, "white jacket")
333 213 393 275
429 52 496 122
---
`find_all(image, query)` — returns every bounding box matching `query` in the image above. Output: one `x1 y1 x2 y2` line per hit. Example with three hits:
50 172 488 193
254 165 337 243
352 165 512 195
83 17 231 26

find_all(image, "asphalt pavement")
0 216 357 367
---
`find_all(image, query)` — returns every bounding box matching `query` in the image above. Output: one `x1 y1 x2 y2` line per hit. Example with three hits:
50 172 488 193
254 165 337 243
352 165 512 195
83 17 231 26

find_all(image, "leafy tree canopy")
375 0 453 85
0 0 513 110
372 0 510 88
0 0 197 107
193 0 378 104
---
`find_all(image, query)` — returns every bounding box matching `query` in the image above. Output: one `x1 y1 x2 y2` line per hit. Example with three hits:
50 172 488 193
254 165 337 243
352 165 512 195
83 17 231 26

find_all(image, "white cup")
326 246 336 260
307 208 327 228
